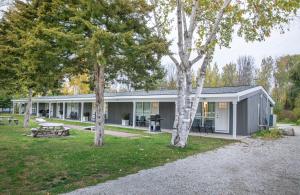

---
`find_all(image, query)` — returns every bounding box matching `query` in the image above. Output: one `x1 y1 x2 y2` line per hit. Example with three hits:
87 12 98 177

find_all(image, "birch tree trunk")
94 63 105 147
23 88 32 128
169 0 231 147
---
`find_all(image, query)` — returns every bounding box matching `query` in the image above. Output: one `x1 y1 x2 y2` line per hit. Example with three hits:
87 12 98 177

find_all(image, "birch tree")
152 0 300 147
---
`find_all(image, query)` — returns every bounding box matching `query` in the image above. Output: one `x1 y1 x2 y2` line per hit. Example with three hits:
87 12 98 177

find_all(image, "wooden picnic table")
0 116 18 125
31 123 70 137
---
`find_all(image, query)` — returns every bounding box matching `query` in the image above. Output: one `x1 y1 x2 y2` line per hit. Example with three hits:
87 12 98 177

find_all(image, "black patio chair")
204 119 214 133
139 116 146 127
135 116 140 126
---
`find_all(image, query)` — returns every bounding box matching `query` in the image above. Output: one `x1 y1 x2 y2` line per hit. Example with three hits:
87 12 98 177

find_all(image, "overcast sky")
213 18 300 68
1 1 299 70
162 16 300 70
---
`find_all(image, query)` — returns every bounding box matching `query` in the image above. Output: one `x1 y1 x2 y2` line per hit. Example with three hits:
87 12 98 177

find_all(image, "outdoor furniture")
35 118 46 123
137 116 147 127
70 112 78 120
0 116 15 125
149 114 163 132
31 123 70 137
8 118 19 125
203 119 214 133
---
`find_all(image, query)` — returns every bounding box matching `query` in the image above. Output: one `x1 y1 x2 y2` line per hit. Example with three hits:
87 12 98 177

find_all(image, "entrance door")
215 102 229 133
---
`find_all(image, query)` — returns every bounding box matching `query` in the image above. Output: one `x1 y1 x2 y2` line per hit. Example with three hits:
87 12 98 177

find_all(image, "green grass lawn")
0 115 235 194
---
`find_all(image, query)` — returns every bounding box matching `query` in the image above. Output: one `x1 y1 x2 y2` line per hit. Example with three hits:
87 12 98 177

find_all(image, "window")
218 102 227 109
135 102 159 120
151 102 159 115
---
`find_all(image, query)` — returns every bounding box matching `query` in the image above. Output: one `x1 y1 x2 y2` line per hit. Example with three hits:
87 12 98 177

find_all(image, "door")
215 102 229 133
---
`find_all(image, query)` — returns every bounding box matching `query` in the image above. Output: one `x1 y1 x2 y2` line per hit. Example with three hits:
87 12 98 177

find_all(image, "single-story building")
12 85 275 138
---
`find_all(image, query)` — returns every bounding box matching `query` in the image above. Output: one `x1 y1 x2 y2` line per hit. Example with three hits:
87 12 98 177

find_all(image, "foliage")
237 56 255 86
0 96 11 108
252 129 282 140
0 0 76 96
221 63 238 86
256 57 274 92
62 74 91 95
122 113 130 120
204 63 221 87
277 110 297 122
272 54 300 120
0 115 234 194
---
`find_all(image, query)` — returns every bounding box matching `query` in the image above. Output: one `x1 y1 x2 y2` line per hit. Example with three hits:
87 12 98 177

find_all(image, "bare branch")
168 54 180 68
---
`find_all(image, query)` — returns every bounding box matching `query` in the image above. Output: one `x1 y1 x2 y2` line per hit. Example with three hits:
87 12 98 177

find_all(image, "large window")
136 102 159 121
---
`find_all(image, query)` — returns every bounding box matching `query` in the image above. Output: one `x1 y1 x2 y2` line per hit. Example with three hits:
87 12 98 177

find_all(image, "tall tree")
0 0 76 127
237 56 255 86
221 63 238 86
256 57 274 92
66 0 166 146
272 55 296 109
152 0 300 147
62 74 92 95
204 63 221 87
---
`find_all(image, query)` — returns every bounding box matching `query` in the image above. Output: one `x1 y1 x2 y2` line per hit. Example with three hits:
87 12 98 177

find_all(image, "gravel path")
65 125 300 195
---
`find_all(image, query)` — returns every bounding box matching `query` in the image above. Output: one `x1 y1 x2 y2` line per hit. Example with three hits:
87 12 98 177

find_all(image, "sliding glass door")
135 102 159 125
192 102 216 131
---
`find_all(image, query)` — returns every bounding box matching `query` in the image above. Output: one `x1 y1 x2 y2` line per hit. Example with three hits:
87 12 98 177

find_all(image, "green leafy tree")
64 0 167 146
256 57 274 93
289 55 300 109
204 63 221 87
152 0 300 147
272 55 298 110
0 1 76 127
221 63 238 86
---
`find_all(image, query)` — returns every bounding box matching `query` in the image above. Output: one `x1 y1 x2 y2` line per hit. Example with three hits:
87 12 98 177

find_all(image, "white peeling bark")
23 88 32 128
94 62 105 147
170 0 231 148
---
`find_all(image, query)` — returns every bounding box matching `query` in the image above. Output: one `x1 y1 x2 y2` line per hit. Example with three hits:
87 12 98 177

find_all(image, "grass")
0 115 235 194
252 128 283 140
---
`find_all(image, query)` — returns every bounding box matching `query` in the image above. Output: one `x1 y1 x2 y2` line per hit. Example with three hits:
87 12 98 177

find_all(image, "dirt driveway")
66 125 300 195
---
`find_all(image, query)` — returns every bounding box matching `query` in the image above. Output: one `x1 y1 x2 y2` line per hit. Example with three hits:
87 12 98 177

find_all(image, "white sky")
162 17 300 70
1 2 299 70
213 18 300 68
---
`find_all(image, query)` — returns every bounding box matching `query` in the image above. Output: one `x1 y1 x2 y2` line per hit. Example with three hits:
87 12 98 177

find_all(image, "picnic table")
0 116 18 125
31 122 70 137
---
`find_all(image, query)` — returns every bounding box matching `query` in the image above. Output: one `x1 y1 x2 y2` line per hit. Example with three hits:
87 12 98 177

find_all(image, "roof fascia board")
237 86 275 105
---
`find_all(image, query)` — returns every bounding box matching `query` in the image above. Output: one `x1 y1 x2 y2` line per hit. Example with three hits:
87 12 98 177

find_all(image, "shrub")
293 107 300 119
278 110 297 122
122 113 130 120
296 119 300 125
252 129 282 140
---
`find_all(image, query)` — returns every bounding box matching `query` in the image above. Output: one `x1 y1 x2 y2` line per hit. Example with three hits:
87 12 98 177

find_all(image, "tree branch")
188 0 198 37
176 0 184 61
190 0 231 65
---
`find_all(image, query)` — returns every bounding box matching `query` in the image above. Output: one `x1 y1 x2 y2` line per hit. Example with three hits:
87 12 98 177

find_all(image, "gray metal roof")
33 85 256 100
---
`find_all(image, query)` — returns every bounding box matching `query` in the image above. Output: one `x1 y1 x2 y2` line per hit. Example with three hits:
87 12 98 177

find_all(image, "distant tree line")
161 54 300 123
